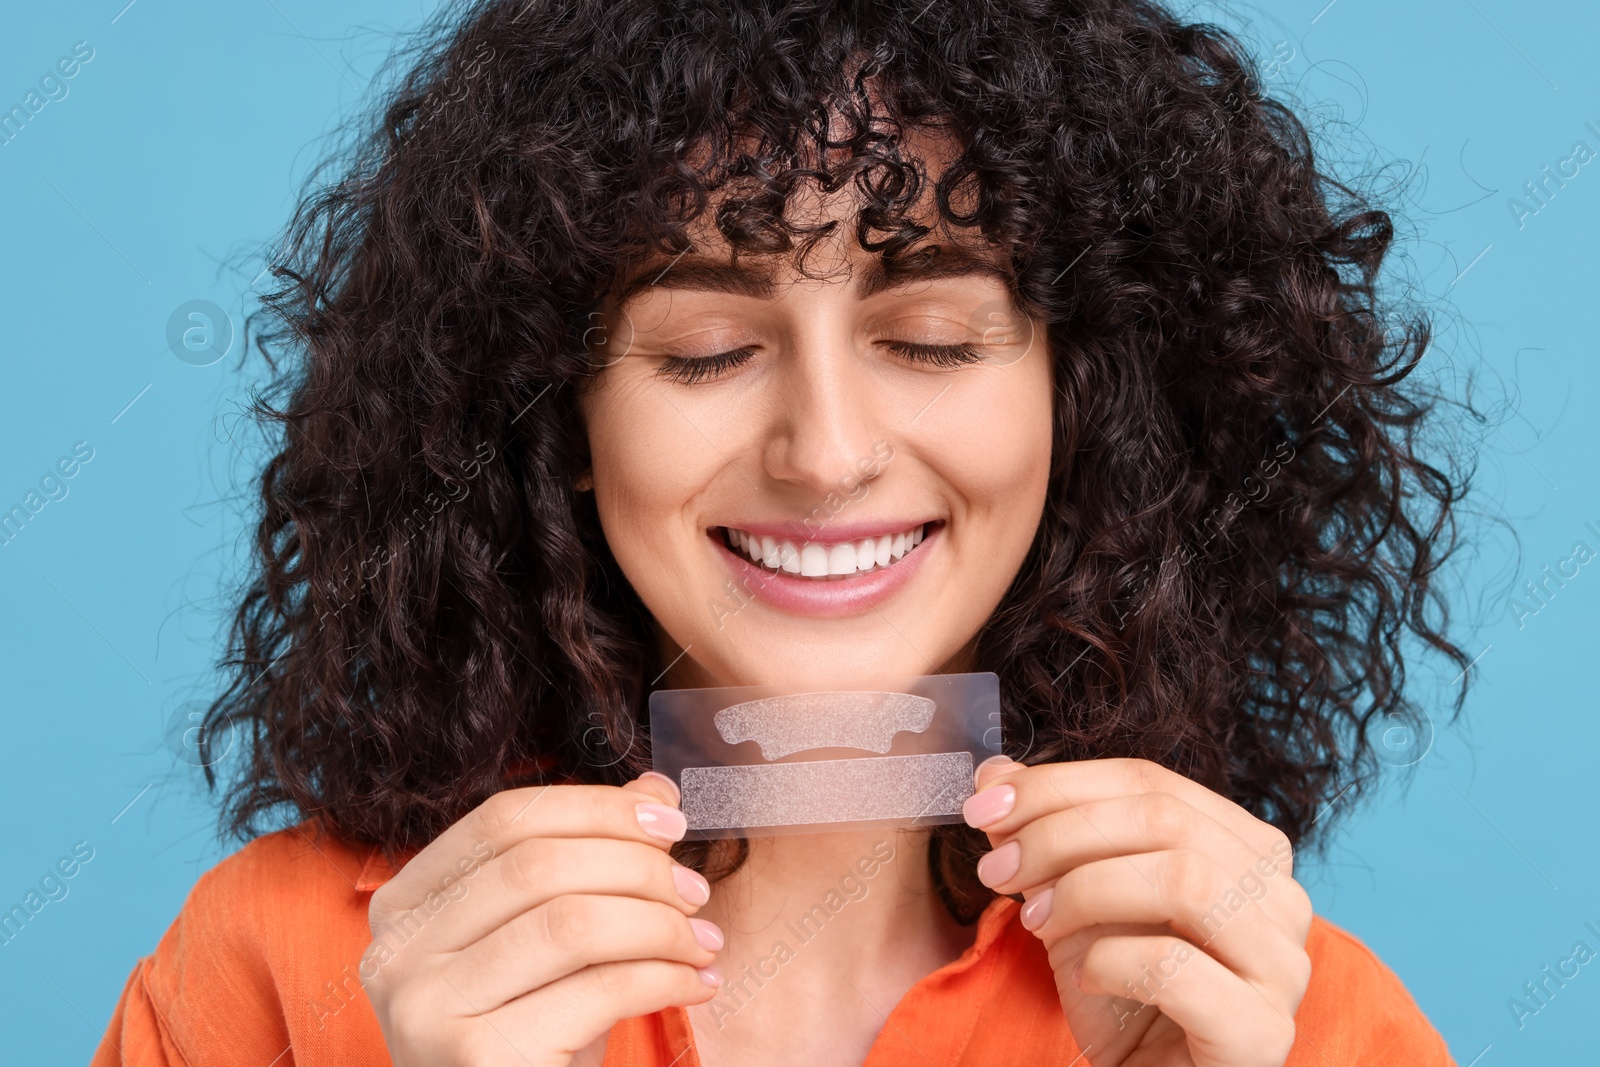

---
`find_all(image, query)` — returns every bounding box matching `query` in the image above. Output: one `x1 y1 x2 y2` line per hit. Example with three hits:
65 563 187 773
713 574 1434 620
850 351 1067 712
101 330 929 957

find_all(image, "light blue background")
1 1 1595 1062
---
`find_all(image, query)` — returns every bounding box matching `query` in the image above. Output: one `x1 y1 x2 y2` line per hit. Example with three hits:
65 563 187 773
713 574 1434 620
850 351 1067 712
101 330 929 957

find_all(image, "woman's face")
578 177 1053 692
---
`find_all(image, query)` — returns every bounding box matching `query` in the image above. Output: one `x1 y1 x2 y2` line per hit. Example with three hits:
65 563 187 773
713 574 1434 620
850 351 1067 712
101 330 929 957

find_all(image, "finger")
1024 851 1311 991
971 758 1284 860
377 835 712 953
972 792 1311 941
374 784 687 915
628 771 682 807
1068 934 1300 1067
970 757 1294 871
481 959 721 1065
437 893 722 1010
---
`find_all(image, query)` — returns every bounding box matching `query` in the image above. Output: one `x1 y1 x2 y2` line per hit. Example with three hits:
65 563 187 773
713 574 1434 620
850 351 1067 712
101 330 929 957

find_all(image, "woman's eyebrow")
613 246 1010 307
615 258 778 305
855 246 1012 299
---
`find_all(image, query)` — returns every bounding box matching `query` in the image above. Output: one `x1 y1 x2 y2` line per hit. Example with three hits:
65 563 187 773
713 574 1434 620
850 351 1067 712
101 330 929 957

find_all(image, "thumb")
974 753 1017 792
623 770 682 808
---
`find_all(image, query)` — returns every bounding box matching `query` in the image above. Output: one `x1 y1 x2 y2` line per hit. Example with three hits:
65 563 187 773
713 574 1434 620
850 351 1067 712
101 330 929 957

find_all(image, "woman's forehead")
610 181 1012 310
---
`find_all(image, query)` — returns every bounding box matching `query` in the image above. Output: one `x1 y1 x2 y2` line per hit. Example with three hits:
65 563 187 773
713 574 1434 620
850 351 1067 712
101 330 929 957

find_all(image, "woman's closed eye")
653 339 986 384
882 340 986 368
654 345 758 385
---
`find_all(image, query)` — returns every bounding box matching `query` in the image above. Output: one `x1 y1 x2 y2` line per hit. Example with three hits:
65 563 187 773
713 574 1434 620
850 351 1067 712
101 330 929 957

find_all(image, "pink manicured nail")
672 864 711 907
1020 888 1054 932
698 966 723 987
962 784 1016 828
976 840 1021 887
973 753 1015 789
690 918 724 951
636 771 682 806
636 802 687 842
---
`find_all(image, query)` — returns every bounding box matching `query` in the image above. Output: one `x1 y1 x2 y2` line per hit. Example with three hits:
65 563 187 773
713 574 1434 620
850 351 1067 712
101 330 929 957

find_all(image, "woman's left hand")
961 756 1314 1067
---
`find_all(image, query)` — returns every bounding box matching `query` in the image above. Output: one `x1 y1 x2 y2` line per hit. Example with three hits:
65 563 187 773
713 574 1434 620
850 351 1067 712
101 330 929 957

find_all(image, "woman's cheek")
919 357 1052 506
582 379 737 631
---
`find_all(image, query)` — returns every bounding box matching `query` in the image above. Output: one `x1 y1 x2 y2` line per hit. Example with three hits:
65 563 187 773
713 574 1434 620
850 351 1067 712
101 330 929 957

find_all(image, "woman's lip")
709 522 942 619
713 518 941 543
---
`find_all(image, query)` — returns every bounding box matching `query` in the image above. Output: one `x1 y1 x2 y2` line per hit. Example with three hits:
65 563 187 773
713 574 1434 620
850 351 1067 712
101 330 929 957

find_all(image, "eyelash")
886 340 985 368
654 341 985 384
655 346 757 385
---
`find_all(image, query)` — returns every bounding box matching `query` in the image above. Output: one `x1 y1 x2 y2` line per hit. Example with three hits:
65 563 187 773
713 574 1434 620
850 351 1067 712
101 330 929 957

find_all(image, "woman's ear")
574 468 594 492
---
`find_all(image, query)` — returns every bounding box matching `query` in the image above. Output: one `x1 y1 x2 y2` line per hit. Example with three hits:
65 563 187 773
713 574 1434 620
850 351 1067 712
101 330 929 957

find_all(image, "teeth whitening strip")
714 691 936 759
681 752 974 829
648 671 1002 839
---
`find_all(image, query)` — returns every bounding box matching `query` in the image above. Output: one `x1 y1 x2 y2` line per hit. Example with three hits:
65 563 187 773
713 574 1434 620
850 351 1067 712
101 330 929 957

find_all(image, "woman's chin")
690 640 950 692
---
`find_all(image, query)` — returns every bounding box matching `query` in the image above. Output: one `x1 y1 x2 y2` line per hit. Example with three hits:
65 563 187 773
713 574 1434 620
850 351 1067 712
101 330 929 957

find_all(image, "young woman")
94 1 1470 1064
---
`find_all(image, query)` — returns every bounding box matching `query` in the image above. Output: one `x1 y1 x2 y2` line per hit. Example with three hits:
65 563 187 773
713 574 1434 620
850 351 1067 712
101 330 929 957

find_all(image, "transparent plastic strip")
648 671 1002 839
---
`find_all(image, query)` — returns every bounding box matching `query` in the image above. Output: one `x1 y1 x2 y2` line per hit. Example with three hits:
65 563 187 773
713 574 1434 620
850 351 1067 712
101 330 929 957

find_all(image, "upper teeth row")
725 524 927 577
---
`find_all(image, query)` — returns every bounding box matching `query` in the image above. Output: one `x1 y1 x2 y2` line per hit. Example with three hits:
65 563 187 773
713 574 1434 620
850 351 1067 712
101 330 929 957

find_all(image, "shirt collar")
354 843 418 891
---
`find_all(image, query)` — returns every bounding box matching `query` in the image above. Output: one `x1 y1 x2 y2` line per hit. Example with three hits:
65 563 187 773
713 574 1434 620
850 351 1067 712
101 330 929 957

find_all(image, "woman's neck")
685 828 978 1066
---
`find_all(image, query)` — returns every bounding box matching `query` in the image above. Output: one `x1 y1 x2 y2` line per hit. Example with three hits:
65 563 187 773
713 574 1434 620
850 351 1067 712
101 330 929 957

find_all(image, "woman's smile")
717 518 932 577
710 519 943 617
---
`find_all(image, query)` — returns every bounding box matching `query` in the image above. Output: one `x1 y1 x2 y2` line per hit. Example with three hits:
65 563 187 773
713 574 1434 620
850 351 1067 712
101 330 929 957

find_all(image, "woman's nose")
759 341 886 499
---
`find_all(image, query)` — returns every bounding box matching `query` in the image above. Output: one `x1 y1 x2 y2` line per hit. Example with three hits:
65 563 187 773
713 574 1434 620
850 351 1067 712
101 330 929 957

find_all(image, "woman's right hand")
363 772 723 1067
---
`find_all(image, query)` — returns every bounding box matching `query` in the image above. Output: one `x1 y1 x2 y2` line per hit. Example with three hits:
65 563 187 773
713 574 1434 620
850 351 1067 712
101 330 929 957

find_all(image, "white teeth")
722 523 929 579
799 543 830 577
856 538 876 573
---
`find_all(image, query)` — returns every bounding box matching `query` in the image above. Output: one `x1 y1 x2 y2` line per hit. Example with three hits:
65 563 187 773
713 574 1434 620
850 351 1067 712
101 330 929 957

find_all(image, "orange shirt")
91 820 1456 1066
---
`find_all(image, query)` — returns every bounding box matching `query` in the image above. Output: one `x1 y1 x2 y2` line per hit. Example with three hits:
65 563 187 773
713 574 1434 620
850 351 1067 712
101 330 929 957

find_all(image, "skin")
964 756 1314 1067
364 774 719 1067
365 129 1312 1067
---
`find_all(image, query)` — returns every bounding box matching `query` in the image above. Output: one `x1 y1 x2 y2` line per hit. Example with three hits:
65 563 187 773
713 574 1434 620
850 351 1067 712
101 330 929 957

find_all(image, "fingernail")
637 802 688 842
962 784 1016 829
637 771 681 806
1020 887 1053 932
973 753 1015 789
975 840 1021 887
690 918 725 951
698 966 723 987
672 864 711 907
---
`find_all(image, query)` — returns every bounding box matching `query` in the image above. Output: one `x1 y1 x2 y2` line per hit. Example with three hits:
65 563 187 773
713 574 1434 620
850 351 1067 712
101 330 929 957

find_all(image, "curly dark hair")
204 0 1475 923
